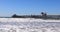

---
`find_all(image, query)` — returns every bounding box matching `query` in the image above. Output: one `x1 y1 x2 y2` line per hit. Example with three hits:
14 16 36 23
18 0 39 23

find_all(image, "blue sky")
0 0 60 17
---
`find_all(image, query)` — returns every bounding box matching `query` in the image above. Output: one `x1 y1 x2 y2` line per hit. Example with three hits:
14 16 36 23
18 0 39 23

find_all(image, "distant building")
41 12 47 18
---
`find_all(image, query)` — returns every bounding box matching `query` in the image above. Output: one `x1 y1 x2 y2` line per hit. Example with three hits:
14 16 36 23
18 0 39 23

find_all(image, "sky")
0 0 60 17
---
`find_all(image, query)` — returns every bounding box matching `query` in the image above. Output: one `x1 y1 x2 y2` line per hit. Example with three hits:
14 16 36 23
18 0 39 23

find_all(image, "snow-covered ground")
0 18 60 32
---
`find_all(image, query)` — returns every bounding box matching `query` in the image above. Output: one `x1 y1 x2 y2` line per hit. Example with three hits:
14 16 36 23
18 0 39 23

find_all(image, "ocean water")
0 18 60 32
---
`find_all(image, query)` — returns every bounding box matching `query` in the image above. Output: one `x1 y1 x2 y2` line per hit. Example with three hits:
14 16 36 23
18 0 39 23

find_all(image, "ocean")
0 18 60 32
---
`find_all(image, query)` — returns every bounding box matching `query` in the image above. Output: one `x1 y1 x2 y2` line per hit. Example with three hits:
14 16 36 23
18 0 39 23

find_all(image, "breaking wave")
0 18 60 32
